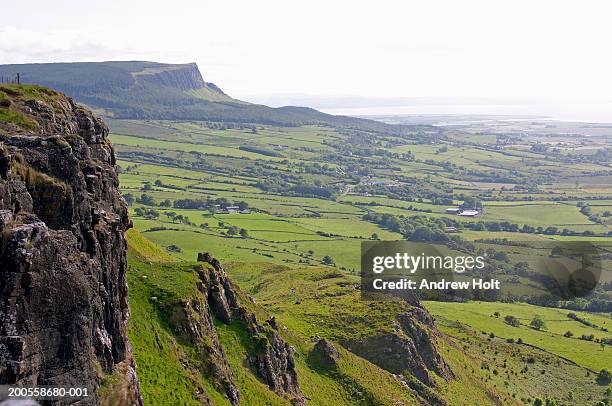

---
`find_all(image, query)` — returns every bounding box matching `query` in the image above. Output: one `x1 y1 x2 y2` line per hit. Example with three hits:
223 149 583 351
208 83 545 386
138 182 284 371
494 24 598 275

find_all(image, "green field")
113 116 611 302
110 115 612 405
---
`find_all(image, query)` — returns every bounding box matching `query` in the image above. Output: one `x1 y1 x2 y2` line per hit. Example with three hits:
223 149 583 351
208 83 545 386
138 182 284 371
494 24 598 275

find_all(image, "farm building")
457 209 480 217
445 208 461 214
219 206 241 214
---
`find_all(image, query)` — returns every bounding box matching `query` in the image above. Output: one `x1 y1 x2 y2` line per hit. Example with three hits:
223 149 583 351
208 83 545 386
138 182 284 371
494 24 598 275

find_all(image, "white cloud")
0 26 120 62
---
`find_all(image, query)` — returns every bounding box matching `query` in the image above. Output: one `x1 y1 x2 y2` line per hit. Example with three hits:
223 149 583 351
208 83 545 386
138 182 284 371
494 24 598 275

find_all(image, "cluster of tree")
201 122 257 132
152 179 186 191
567 312 608 332
524 295 612 313
289 184 335 199
577 202 609 225
530 144 549 154
162 212 194 226
588 148 612 164
465 220 603 236
225 225 249 238
289 161 337 176
500 313 546 330
356 201 436 214
460 196 483 210
504 315 521 327
482 194 612 203
138 193 164 207
118 163 139 173
362 212 450 242
129 195 172 210
124 193 169 208
133 207 159 219
430 197 454 205
123 193 136 206
546 146 612 165
575 334 612 347
530 315 546 330
475 239 529 248
253 170 338 198
321 255 335 266
596 369 612 385
532 398 559 406
239 145 283 157
355 178 451 203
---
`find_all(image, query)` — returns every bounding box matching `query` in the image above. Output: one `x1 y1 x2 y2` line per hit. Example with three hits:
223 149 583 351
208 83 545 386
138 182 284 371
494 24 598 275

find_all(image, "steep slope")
0 84 142 404
127 251 307 405
0 62 413 132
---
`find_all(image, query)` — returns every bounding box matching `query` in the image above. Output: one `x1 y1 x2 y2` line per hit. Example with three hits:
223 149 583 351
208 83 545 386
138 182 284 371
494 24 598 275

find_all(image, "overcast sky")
1 0 611 103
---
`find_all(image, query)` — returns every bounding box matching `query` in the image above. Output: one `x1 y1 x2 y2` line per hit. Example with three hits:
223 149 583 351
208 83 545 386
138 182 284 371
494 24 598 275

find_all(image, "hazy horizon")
2 0 612 107
240 93 612 123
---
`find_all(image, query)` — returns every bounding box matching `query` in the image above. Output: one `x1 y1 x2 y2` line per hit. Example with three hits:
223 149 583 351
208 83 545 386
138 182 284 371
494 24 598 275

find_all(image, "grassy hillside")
424 301 611 371
125 229 612 405
125 233 459 405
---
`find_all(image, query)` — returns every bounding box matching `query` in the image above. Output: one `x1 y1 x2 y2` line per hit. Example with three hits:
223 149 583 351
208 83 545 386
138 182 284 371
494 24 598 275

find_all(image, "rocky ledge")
163 253 305 405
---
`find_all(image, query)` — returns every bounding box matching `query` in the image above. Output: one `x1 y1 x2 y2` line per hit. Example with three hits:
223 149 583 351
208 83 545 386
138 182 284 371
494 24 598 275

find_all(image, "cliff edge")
0 84 142 404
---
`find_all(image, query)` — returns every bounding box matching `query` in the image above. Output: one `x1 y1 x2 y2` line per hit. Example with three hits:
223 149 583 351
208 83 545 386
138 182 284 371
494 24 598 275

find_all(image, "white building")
457 209 480 217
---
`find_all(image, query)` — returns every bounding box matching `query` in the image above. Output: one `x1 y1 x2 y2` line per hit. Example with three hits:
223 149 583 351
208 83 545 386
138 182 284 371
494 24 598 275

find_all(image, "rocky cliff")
134 63 226 95
344 307 453 386
0 84 142 404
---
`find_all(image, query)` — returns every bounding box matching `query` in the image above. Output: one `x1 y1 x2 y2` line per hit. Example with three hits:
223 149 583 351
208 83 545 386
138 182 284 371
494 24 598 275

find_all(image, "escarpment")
135 63 227 96
344 307 453 386
0 85 142 404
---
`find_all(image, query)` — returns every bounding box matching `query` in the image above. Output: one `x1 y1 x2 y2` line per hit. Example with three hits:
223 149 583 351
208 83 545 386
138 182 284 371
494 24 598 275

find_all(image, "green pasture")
424 301 612 371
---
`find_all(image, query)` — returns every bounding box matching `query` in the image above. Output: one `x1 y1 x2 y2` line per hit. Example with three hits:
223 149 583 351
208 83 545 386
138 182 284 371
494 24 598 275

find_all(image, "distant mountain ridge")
0 61 411 131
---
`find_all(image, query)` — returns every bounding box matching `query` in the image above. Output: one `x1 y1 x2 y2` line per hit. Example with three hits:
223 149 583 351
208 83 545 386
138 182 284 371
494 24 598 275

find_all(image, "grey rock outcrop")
344 307 453 387
196 253 305 406
312 339 340 367
136 63 228 96
166 296 240 405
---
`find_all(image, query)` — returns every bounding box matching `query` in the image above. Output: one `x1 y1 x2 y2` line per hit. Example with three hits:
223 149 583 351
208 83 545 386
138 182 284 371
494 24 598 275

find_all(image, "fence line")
0 73 20 84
